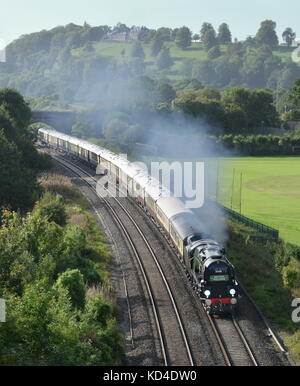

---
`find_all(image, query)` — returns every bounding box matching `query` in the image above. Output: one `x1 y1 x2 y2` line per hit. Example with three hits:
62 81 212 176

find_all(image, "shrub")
34 192 67 226
55 269 86 309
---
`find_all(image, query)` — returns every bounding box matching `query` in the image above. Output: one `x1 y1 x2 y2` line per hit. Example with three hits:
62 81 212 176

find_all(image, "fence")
218 203 279 240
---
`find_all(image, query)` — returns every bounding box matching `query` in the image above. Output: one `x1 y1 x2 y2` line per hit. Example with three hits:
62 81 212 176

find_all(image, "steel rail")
54 154 195 366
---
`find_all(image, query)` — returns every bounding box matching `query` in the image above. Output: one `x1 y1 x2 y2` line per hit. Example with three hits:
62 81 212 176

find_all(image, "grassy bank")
227 219 300 363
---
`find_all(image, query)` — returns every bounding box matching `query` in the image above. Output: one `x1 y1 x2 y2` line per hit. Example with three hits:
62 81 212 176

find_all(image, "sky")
1 0 299 45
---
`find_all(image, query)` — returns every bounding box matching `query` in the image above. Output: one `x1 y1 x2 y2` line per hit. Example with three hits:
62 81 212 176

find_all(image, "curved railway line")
48 149 291 367
53 154 194 366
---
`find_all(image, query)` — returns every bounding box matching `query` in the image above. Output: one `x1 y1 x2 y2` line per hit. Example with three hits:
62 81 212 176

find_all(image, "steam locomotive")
39 128 239 314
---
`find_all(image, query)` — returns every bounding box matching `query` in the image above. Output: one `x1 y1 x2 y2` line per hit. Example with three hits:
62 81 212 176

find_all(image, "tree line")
0 88 51 210
0 20 299 106
0 88 124 365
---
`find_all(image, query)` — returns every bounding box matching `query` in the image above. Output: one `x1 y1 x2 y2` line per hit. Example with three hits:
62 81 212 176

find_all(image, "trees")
55 269 86 309
175 26 192 49
221 87 279 129
255 20 279 48
113 22 130 33
288 78 300 107
0 88 31 131
155 27 172 42
199 88 221 100
218 23 232 44
150 27 172 57
130 41 145 59
282 28 296 47
0 131 38 211
0 88 52 210
34 192 67 226
173 79 203 92
172 90 223 127
138 26 154 42
71 120 92 139
156 47 173 70
202 29 217 51
150 36 164 57
207 45 221 59
200 23 218 50
154 83 176 104
200 23 215 42
0 194 124 366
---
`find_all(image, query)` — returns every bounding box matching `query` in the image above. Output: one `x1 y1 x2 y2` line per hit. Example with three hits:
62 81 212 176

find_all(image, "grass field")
141 155 300 245
218 157 300 245
73 41 298 80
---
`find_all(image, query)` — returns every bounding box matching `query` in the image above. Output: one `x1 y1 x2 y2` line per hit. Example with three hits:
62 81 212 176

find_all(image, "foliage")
55 269 86 309
217 23 232 44
202 29 217 51
0 131 39 211
130 41 145 59
283 259 300 289
216 133 300 155
154 83 176 104
227 225 295 329
34 192 67 226
0 88 52 210
200 23 215 42
282 28 296 47
156 47 173 70
0 187 123 365
172 86 278 131
288 78 300 107
175 26 192 49
255 20 279 48
1 21 300 103
207 45 221 60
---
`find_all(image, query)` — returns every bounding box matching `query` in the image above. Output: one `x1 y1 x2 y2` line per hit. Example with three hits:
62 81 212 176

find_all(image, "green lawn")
218 157 300 245
141 155 300 244
90 41 207 74
72 41 299 80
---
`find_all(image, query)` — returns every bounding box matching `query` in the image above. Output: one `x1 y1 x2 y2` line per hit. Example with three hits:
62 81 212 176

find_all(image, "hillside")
74 40 299 80
1 22 300 106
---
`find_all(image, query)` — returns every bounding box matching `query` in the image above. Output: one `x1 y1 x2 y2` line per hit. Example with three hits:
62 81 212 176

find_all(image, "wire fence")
219 203 279 240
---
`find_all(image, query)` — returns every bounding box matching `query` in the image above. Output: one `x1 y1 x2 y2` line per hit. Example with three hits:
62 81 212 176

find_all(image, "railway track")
53 154 194 366
48 149 290 367
207 313 258 366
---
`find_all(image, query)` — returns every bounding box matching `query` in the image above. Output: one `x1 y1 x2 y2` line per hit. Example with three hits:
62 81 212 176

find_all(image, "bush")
282 109 300 121
283 259 300 289
85 296 114 327
55 269 86 309
35 192 67 226
0 175 123 366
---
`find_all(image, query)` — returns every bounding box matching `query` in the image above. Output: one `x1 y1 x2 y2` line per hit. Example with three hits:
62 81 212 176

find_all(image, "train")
39 128 239 314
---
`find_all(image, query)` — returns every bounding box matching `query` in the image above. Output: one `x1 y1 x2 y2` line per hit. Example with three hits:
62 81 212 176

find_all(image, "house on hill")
106 27 141 42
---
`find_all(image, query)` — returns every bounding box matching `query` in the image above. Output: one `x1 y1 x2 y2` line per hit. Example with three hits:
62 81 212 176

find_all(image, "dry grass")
38 173 82 202
68 213 88 228
87 284 116 306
